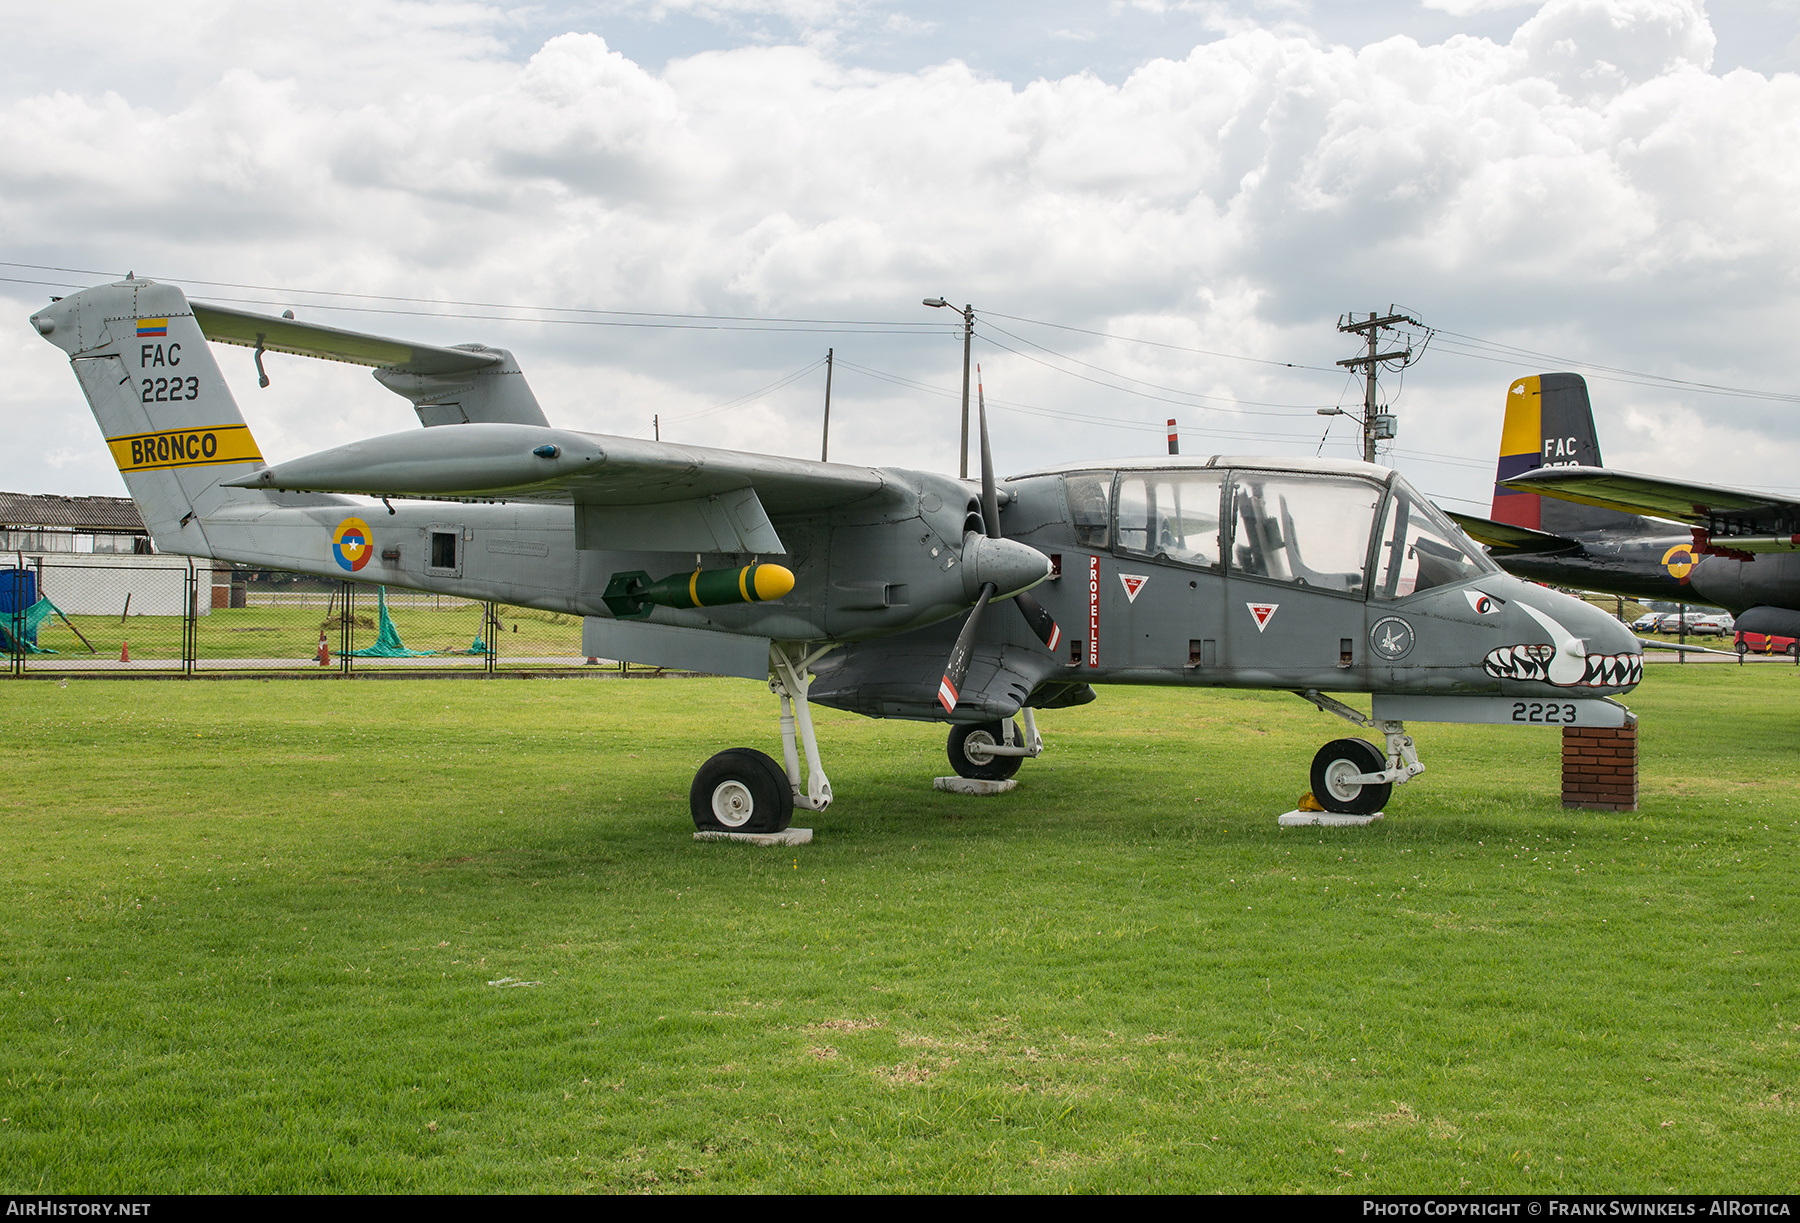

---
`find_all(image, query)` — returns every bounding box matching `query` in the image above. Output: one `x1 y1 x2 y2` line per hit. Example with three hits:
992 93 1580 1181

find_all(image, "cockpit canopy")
1061 466 1495 601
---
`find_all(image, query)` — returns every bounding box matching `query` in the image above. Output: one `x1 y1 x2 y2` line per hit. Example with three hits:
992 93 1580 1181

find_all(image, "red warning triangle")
1119 573 1148 603
1246 602 1279 632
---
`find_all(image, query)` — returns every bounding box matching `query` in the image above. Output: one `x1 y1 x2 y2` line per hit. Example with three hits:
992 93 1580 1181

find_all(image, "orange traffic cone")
119 639 129 663
317 629 331 667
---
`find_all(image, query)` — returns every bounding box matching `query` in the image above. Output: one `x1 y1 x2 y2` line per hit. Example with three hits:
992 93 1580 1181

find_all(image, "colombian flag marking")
332 517 374 572
136 318 168 337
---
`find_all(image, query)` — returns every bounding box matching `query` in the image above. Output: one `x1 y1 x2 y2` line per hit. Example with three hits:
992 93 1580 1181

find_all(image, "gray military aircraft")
1447 372 1800 646
31 278 1644 831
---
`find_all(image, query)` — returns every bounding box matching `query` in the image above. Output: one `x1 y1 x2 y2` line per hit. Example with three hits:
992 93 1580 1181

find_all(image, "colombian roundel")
332 517 374 572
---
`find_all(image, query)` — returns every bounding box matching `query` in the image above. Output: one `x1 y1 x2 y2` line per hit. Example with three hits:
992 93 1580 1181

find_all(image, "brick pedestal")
1562 722 1638 811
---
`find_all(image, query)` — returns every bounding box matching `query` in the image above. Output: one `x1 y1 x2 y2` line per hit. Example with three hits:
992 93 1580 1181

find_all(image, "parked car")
1736 629 1797 656
1691 614 1734 636
1630 613 1663 632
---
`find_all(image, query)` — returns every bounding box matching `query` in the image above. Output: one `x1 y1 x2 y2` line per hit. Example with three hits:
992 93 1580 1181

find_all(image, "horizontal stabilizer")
1444 510 1577 554
192 302 501 375
1502 466 1787 527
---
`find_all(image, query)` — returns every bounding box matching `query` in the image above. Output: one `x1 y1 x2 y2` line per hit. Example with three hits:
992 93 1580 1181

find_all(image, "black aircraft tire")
947 721 1024 782
1310 738 1392 816
691 748 794 833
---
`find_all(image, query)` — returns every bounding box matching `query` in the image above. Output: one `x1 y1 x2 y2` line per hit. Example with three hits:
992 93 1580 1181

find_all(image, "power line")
0 261 950 331
661 356 830 427
835 358 1326 446
974 326 1326 417
980 308 1342 374
1431 329 1800 404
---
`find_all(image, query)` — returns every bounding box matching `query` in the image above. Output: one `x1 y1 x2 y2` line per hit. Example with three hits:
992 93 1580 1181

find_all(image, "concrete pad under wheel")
1278 810 1383 827
933 777 1018 796
694 827 814 846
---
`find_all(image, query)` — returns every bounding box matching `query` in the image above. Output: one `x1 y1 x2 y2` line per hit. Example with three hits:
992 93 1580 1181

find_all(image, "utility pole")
820 348 834 462
653 414 659 442
1335 308 1423 463
924 298 975 478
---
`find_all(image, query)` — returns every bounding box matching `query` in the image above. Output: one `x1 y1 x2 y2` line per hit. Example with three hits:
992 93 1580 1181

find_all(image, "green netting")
343 587 436 658
0 597 62 654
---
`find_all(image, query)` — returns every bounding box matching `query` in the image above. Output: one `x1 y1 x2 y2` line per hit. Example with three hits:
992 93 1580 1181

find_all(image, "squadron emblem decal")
1246 602 1278 632
1119 574 1148 603
1371 616 1415 660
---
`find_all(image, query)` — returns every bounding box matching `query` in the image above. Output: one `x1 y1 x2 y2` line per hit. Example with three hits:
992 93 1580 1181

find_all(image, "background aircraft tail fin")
1489 372 1644 537
31 278 315 559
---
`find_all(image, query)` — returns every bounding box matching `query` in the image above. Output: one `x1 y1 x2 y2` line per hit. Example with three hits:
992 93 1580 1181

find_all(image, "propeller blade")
977 366 999 540
1013 589 1062 652
977 368 1062 655
938 582 996 712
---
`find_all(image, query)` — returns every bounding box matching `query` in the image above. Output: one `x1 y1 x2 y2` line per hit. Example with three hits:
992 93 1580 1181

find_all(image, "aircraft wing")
1443 510 1577 554
191 301 501 375
223 423 890 554
1502 465 1800 553
1502 466 1785 525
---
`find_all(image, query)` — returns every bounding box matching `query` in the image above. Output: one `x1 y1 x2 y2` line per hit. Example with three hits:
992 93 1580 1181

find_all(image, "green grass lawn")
28 602 586 664
0 666 1794 1192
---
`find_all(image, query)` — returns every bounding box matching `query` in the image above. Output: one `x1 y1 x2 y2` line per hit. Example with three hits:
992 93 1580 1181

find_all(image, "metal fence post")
486 602 499 675
341 581 354 675
184 562 197 678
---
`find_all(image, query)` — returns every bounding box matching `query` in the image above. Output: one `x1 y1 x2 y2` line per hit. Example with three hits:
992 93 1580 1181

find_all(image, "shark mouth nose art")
1482 599 1642 688
1482 644 1643 687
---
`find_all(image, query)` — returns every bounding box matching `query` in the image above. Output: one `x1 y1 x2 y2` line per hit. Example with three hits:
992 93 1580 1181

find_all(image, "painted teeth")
1483 646 1642 688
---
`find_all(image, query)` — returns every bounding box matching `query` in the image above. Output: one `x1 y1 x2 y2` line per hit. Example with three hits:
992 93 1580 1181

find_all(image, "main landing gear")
945 710 1043 781
689 642 837 834
1299 690 1425 815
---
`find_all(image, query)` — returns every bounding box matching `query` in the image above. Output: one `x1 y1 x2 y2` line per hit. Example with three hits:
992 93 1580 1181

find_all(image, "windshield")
1373 477 1499 600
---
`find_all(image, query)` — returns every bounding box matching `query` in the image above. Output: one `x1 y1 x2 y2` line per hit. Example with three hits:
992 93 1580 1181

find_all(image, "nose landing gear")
1299 690 1426 815
945 709 1043 781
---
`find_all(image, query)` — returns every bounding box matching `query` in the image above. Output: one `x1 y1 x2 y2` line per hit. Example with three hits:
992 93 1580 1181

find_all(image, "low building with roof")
1 492 236 615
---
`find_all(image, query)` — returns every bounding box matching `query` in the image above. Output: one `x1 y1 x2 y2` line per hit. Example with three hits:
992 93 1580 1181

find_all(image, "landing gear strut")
1298 690 1425 815
688 641 838 832
945 708 1043 781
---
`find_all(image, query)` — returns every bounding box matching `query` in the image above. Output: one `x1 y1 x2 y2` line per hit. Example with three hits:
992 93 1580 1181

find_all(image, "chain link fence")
4 558 664 677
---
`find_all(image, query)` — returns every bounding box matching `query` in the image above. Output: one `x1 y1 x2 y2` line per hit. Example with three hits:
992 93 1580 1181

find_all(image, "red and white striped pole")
1166 418 1179 455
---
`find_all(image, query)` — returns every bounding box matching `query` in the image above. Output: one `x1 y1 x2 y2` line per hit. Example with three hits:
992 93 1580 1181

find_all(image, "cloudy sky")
4 0 1798 518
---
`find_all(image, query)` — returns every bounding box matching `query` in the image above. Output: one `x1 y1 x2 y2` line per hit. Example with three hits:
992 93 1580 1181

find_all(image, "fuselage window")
1372 485 1496 599
1226 473 1383 595
1064 473 1111 549
1115 471 1224 568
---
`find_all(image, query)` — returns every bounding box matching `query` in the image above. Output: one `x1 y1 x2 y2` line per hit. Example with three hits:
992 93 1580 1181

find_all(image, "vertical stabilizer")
1489 372 1642 537
31 279 269 558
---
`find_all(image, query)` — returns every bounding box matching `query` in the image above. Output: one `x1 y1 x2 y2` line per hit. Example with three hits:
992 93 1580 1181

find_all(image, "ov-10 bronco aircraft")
1449 372 1800 647
31 278 1643 832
